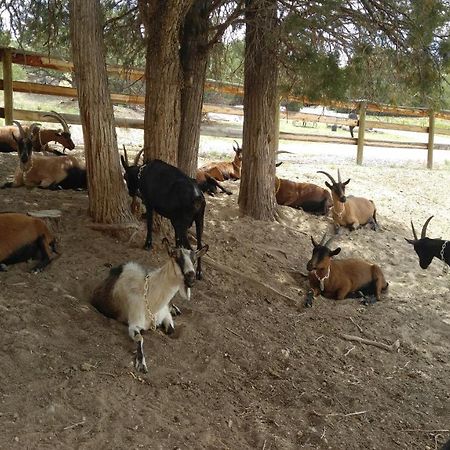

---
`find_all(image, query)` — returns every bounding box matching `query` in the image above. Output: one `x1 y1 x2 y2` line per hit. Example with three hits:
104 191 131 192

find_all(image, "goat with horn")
1 121 86 190
199 140 243 181
0 111 75 155
405 216 450 270
318 169 378 233
90 238 208 373
305 233 388 307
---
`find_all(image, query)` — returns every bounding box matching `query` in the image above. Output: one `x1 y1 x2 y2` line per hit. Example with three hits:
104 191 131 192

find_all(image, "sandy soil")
0 139 449 450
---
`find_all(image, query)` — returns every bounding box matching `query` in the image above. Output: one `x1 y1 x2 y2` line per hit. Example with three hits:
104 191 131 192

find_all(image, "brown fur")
9 154 84 188
199 145 242 181
0 213 55 263
330 191 377 229
276 177 331 213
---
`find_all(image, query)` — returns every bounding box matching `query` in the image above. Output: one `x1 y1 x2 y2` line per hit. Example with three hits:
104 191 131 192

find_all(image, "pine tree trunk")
238 0 279 221
139 0 194 165
69 0 133 224
178 0 209 177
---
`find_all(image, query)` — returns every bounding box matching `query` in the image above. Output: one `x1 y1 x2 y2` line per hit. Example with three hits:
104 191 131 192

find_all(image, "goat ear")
344 178 351 185
120 155 129 170
405 238 415 245
195 244 209 259
325 181 332 190
330 247 341 256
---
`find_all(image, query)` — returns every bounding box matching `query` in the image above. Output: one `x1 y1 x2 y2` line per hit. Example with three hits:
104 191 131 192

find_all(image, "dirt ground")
0 141 449 450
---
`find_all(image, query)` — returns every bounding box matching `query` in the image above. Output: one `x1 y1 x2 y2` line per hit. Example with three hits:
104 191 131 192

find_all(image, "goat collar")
313 266 331 291
440 241 449 274
143 273 157 330
331 202 345 219
137 164 146 182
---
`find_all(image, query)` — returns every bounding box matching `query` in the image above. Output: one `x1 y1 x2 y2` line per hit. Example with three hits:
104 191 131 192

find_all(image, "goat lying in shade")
0 212 58 273
406 216 450 270
0 111 75 155
318 169 377 232
121 147 206 279
1 121 86 190
305 234 388 307
199 141 242 181
196 170 232 196
91 239 208 373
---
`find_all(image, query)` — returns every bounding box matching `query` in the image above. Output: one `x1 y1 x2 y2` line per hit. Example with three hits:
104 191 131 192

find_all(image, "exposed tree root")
340 334 400 352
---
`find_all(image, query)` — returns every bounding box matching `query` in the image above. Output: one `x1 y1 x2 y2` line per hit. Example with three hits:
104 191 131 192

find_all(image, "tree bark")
69 0 133 224
178 0 209 177
238 0 279 220
139 0 194 165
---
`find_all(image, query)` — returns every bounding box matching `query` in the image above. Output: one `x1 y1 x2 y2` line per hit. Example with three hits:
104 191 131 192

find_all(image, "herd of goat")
0 114 449 373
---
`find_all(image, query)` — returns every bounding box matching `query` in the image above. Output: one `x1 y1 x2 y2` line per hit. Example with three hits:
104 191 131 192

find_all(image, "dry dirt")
0 144 449 450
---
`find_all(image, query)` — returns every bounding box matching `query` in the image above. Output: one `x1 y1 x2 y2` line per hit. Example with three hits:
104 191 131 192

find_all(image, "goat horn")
28 122 41 137
421 215 434 239
410 221 418 240
338 169 342 183
319 232 328 246
317 170 337 185
134 148 144 166
13 120 25 139
43 111 70 133
122 145 129 166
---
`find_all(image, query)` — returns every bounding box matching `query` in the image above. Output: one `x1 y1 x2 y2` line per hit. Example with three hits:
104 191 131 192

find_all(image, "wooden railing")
1 47 450 168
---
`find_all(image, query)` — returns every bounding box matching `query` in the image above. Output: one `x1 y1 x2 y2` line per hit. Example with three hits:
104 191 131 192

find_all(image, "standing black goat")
405 216 450 270
120 147 207 279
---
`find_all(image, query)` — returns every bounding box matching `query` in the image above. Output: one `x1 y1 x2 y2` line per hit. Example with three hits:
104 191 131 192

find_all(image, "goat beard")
179 284 191 301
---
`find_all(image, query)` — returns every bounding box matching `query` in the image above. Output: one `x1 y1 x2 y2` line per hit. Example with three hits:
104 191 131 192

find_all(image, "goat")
305 233 388 307
0 212 58 273
91 239 208 373
405 216 450 270
120 147 206 279
0 111 75 154
348 111 358 138
199 141 242 181
196 170 232 196
275 174 331 215
318 169 377 232
1 121 86 190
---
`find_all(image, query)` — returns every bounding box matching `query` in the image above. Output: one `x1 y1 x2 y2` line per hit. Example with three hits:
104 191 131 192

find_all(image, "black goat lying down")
0 212 58 273
121 148 206 279
406 216 450 270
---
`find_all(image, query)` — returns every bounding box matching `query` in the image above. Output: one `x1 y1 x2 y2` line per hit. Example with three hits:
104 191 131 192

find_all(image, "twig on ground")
262 439 266 450
203 256 298 306
340 334 400 352
344 346 355 356
348 316 364 334
399 429 449 433
226 327 246 341
63 417 86 430
312 410 368 418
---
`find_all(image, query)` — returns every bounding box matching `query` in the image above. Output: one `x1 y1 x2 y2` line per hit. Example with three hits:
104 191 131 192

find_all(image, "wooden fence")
1 47 450 169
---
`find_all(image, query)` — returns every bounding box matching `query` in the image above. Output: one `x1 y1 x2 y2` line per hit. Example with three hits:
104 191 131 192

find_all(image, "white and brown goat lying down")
318 169 377 232
90 240 208 373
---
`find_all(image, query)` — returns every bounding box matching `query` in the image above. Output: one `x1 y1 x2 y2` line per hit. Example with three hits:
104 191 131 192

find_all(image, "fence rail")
1 46 450 168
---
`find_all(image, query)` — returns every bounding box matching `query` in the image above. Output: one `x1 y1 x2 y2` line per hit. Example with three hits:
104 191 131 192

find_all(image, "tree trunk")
238 0 279 220
178 0 209 177
69 0 133 224
139 0 194 165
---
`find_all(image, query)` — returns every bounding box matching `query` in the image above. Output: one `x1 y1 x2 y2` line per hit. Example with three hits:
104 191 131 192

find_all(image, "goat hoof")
165 324 175 335
196 272 203 280
144 243 152 251
360 295 377 306
0 264 7 272
135 358 148 374
170 305 181 316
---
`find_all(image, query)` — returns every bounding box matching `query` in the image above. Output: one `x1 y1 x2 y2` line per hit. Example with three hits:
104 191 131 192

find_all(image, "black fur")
56 166 87 190
121 158 206 279
197 174 232 196
406 238 450 269
0 141 16 153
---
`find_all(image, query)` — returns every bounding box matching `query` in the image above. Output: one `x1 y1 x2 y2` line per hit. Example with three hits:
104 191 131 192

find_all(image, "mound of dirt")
0 149 449 449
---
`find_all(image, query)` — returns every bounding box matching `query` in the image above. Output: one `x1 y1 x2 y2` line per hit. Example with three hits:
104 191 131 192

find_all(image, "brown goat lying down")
0 212 58 273
199 141 242 181
305 234 388 307
275 177 331 215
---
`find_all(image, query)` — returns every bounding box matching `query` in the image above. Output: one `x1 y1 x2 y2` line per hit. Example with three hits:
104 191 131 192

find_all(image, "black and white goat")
91 239 208 373
120 147 206 279
405 216 450 270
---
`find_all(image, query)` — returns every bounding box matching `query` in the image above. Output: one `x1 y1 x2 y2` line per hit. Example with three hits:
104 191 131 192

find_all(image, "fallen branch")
399 429 449 433
88 222 141 231
312 410 368 418
203 256 298 306
226 327 245 341
340 334 400 352
348 317 364 334
63 417 86 431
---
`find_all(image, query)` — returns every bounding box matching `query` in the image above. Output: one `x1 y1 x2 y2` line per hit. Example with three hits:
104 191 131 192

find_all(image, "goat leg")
30 236 52 274
305 290 315 308
131 329 148 373
1 182 13 189
0 263 7 272
144 207 154 250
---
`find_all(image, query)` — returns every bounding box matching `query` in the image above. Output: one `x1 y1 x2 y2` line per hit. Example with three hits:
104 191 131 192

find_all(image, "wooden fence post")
2 48 13 125
427 110 435 169
356 101 366 165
